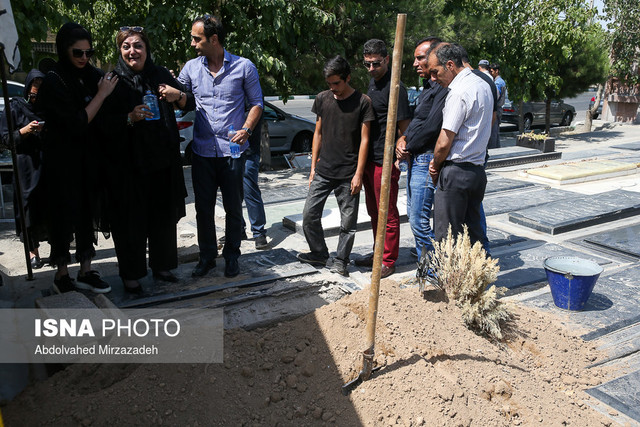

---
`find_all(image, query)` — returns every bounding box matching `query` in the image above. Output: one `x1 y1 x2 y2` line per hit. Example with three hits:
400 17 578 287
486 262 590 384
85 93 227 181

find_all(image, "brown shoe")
381 264 395 278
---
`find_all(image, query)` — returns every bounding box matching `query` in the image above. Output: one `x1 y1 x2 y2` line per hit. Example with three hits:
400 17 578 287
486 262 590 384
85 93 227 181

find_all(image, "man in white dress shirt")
426 42 494 246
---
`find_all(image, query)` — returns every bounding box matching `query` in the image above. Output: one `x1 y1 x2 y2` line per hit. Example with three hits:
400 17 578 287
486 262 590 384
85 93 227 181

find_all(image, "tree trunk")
584 83 604 132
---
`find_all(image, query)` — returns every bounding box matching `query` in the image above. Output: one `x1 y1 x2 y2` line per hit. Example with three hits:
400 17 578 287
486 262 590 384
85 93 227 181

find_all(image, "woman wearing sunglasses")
98 26 190 294
36 22 118 294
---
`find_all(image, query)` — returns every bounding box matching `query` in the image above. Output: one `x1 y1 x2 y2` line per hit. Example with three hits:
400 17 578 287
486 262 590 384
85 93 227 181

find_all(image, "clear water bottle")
143 90 160 121
228 125 241 158
398 159 409 172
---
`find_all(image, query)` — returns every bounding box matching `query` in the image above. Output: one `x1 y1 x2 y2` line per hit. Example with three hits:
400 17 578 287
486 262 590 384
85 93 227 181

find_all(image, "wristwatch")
242 127 252 136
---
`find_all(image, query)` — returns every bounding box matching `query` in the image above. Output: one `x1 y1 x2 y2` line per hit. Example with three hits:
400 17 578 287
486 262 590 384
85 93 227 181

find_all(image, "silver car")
262 101 315 153
502 98 575 131
175 101 316 162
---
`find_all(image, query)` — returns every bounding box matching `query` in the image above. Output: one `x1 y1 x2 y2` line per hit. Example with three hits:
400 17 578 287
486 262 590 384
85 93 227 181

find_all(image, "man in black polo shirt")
355 39 411 278
395 36 447 261
297 56 375 277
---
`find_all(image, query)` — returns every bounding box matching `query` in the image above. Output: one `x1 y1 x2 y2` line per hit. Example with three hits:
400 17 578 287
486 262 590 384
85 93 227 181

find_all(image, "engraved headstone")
484 187 578 216
582 224 640 258
586 371 640 423
612 142 640 151
508 190 640 234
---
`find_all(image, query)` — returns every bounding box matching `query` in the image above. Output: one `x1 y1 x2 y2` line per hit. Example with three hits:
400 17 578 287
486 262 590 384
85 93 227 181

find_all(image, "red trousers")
362 161 400 267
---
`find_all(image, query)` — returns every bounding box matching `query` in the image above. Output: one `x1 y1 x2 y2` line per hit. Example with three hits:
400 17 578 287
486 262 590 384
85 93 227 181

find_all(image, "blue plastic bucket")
543 256 603 311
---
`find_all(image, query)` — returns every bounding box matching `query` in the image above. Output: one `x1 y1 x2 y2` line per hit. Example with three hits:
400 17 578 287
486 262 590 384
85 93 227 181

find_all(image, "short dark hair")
363 39 387 57
193 14 225 45
323 55 351 81
452 43 469 64
428 42 463 68
489 63 500 71
415 36 442 48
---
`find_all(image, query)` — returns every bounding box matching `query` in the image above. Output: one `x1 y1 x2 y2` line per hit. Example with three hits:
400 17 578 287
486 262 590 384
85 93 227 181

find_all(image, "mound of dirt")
3 279 613 426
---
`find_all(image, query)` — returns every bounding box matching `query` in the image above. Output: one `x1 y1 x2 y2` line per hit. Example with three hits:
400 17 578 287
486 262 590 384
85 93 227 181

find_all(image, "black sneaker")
255 235 269 250
76 271 112 294
53 275 76 294
297 252 327 267
30 256 44 270
330 260 349 277
354 253 374 267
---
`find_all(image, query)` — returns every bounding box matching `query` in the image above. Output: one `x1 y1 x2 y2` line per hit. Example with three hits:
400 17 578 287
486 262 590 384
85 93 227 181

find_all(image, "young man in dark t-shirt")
355 39 411 278
298 56 375 277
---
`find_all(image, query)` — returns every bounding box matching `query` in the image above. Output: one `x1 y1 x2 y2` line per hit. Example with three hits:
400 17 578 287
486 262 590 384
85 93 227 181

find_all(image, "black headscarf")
18 69 46 123
52 22 101 103
23 69 45 100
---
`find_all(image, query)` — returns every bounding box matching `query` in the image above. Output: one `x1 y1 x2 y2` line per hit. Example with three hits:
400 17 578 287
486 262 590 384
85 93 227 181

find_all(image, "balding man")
427 43 494 246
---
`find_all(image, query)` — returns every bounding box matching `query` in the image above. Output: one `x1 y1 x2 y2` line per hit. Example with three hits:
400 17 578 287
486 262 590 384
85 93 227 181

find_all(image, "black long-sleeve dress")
99 56 188 280
36 62 105 266
0 70 47 251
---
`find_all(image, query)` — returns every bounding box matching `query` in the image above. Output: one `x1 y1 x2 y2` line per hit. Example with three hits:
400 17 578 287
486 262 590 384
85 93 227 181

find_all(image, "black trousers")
191 153 245 263
110 168 177 280
434 162 487 245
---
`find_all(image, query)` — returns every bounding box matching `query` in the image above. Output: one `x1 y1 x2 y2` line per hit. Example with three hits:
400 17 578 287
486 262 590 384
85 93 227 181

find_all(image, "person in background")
356 39 411 278
478 59 491 76
0 69 47 269
297 56 374 277
178 14 263 279
36 22 118 294
457 45 497 256
99 27 190 294
489 63 507 148
242 108 269 250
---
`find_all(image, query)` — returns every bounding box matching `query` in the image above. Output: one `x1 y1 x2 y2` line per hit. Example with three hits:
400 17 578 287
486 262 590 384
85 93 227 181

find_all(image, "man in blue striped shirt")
427 42 494 246
178 15 263 278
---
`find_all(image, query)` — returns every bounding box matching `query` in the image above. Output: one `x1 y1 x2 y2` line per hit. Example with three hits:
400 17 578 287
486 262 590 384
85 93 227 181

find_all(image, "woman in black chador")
99 27 188 294
36 23 118 294
0 69 47 269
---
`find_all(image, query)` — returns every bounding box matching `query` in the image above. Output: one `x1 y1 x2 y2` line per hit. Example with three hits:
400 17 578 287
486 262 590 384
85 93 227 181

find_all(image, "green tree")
467 0 607 133
11 0 361 98
604 0 640 89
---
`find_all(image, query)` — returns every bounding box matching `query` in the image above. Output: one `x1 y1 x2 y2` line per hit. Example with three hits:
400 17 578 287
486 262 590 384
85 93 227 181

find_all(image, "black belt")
443 160 480 167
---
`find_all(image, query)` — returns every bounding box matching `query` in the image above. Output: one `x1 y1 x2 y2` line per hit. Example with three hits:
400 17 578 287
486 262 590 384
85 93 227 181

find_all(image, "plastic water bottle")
143 90 160 121
228 125 241 158
398 159 409 172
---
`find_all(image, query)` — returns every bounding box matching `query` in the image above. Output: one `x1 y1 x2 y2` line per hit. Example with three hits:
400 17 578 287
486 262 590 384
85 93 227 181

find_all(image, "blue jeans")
242 152 266 238
407 153 436 259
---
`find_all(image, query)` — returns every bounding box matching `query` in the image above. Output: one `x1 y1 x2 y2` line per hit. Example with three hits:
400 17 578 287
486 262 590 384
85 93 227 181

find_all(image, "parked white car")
0 80 26 112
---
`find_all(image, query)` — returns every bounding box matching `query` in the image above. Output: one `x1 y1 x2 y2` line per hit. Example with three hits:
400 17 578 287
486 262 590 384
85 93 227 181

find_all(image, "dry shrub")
421 225 511 340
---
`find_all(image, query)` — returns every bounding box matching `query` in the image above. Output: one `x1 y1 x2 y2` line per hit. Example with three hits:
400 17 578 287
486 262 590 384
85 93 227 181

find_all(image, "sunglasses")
363 61 383 69
120 26 144 32
71 48 95 58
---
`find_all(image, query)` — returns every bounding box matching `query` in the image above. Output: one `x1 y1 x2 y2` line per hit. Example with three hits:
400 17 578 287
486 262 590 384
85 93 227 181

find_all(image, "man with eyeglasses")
394 36 446 262
354 39 411 278
177 15 263 279
297 56 375 277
